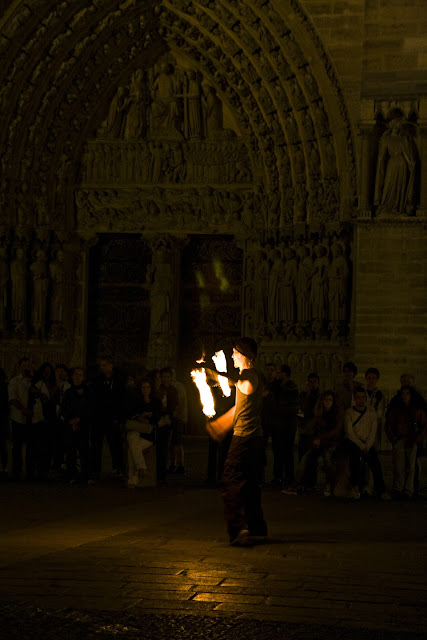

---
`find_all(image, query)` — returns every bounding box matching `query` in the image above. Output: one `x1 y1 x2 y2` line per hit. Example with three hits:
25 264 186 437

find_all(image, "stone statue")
124 69 146 139
328 242 349 322
268 249 284 327
150 62 182 139
296 245 312 322
0 247 8 331
282 248 298 322
202 86 223 136
374 118 417 216
99 86 129 138
49 249 65 334
310 245 329 320
146 246 173 336
10 247 26 330
186 71 202 138
30 249 49 338
253 249 269 334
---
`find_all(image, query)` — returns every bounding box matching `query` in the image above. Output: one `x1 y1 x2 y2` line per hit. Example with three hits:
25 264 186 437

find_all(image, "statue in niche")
301 68 319 101
328 242 349 322
374 118 417 216
323 138 337 177
124 69 146 139
146 245 173 337
10 247 26 332
253 249 269 334
149 62 182 139
49 249 65 338
202 86 224 137
310 244 329 320
0 247 8 331
186 71 202 138
282 248 298 322
268 249 284 327
313 101 330 136
296 245 313 322
30 249 49 338
148 141 163 183
98 86 129 138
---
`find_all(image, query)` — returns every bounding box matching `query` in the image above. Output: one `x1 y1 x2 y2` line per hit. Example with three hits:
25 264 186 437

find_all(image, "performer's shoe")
230 529 250 546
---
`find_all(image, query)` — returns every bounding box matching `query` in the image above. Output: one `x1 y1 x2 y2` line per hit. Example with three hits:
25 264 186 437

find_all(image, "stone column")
70 234 97 367
357 124 375 218
417 120 427 216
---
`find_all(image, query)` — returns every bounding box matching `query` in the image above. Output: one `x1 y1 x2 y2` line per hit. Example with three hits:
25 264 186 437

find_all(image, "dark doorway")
87 234 151 377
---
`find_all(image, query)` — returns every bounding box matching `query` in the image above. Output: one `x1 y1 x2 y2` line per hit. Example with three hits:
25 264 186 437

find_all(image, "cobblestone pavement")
0 437 426 639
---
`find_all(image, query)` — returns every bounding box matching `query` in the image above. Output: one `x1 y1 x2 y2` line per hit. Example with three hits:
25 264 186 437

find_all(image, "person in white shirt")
342 386 389 500
8 357 33 480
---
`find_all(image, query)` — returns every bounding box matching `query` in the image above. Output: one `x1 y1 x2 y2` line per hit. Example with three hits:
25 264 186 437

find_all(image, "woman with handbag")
125 378 161 488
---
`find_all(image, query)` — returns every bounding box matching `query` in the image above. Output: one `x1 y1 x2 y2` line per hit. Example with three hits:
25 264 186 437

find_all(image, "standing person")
0 368 9 477
159 367 179 474
342 386 389 500
124 378 161 488
91 357 126 479
385 385 427 500
169 367 187 474
62 367 94 485
53 364 71 477
335 361 358 410
260 363 280 482
297 373 321 461
33 362 58 479
286 390 344 496
8 357 33 480
205 337 268 546
274 365 299 489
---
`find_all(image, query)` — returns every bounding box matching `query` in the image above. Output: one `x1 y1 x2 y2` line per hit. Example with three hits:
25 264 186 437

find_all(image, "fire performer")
203 337 268 546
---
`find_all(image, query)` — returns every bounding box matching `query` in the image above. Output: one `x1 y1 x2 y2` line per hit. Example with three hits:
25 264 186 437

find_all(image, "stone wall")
354 221 427 398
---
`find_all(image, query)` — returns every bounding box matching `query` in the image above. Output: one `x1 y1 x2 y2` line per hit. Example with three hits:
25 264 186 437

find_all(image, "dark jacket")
92 369 126 421
61 384 94 431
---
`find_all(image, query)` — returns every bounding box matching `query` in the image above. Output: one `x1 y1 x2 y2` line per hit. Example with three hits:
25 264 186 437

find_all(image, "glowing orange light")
212 350 231 398
191 369 216 418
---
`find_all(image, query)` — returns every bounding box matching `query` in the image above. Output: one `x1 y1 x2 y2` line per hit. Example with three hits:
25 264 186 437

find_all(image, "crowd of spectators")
1 357 188 488
1 355 426 501
260 362 427 500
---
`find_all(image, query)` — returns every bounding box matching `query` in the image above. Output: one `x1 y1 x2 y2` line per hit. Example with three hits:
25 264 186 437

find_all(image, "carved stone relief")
243 227 353 344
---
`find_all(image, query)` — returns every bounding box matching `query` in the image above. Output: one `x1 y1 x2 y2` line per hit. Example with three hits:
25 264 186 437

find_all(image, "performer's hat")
233 337 257 361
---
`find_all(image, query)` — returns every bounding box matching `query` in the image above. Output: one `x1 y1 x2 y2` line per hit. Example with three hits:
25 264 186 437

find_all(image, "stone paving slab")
0 448 426 639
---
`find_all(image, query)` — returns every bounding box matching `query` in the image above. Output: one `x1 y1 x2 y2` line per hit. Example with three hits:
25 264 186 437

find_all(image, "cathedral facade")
0 0 426 404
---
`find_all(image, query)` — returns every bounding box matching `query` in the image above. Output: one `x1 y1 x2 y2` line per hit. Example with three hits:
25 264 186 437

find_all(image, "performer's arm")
203 367 237 387
206 406 236 442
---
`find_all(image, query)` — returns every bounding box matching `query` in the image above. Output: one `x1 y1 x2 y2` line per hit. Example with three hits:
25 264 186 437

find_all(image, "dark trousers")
221 435 267 542
11 420 28 478
26 421 50 480
343 439 386 494
272 422 297 484
66 426 90 482
207 432 232 483
156 425 170 482
91 419 124 475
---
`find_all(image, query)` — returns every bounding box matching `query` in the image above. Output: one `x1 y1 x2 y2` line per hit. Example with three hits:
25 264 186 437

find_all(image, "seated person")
125 378 160 488
285 390 343 496
385 385 427 500
342 386 389 500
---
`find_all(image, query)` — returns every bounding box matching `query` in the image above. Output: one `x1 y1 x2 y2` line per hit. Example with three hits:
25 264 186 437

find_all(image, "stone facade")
0 0 425 408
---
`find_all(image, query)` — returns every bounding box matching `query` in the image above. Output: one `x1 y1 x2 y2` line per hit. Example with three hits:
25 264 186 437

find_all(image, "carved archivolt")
0 0 355 236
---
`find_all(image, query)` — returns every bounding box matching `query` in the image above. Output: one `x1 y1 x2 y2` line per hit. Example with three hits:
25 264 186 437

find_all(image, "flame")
212 350 231 398
191 369 216 418
196 353 205 365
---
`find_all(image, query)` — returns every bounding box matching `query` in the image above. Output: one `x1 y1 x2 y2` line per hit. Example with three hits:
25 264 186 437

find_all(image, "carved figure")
374 118 417 216
186 71 202 138
150 62 182 138
0 247 8 330
30 249 49 337
146 246 173 336
10 247 26 328
202 86 223 136
253 249 269 333
268 249 284 326
124 69 146 139
310 245 329 320
282 248 297 322
296 245 312 322
328 242 349 322
49 249 65 327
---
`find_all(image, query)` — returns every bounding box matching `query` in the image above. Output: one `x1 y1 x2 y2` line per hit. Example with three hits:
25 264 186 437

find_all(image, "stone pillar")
417 120 427 216
357 125 376 218
70 234 96 367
